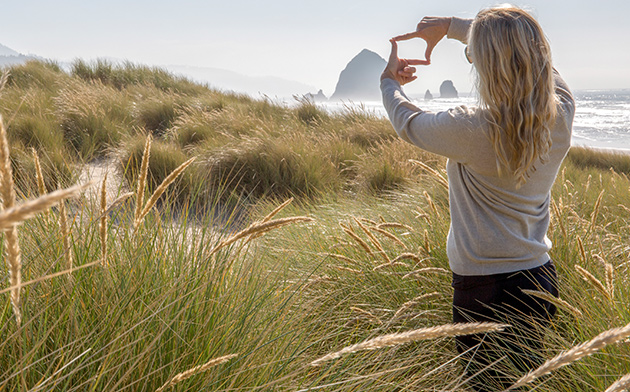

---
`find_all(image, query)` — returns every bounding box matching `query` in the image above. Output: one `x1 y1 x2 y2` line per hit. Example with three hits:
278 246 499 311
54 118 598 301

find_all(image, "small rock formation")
304 89 328 102
439 80 458 98
330 49 387 101
424 89 433 101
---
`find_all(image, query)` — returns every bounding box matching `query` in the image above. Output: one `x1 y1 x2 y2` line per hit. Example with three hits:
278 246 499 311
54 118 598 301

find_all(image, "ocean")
320 90 630 151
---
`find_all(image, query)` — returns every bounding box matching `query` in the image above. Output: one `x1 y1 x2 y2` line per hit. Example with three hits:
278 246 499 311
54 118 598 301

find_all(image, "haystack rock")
439 80 458 98
330 49 387 101
424 89 434 101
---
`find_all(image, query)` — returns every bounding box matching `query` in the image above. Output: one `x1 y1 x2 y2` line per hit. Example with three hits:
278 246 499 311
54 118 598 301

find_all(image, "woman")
380 6 575 391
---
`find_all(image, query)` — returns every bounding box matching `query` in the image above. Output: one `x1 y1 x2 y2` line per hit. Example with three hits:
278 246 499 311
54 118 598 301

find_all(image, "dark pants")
452 261 558 392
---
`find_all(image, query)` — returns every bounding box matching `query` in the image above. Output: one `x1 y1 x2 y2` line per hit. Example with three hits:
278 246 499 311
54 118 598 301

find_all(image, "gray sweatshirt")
381 17 575 276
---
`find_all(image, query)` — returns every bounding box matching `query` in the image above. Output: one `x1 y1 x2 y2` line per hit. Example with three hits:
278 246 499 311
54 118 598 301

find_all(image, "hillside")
1 59 630 391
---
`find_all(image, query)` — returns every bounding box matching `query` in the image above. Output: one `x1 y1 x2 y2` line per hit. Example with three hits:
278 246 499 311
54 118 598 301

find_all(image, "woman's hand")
381 39 428 85
393 16 451 63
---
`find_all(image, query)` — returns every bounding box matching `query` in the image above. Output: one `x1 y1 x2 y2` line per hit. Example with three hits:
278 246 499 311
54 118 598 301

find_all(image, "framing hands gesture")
381 16 452 85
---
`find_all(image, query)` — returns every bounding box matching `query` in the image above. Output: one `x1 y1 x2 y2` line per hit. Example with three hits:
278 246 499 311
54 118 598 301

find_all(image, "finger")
406 59 430 66
403 66 416 73
392 31 421 41
425 42 437 62
388 39 398 63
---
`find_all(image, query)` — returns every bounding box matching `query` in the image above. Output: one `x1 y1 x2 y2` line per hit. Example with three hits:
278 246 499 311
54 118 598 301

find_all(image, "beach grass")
1 60 630 391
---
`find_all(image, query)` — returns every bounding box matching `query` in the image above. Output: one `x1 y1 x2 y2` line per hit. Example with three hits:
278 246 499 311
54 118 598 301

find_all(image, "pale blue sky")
2 0 629 96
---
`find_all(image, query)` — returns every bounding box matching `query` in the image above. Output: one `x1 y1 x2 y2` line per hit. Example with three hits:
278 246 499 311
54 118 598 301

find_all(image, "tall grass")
2 60 630 391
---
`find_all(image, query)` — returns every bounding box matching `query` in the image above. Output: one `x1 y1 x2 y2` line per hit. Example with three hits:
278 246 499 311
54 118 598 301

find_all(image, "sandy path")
78 158 129 205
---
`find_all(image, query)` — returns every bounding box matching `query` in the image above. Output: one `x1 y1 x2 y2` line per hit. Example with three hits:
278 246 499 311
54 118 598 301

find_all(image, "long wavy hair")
468 6 558 187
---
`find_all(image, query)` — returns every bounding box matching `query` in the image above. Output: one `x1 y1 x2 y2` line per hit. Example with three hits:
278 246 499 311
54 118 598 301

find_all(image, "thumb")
424 40 437 63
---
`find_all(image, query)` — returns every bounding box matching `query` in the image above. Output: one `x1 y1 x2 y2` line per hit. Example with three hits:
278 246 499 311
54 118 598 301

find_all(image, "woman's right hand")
393 17 451 64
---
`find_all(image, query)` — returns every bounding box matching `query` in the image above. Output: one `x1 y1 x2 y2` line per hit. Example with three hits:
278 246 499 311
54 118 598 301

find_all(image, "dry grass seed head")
350 306 382 325
577 236 587 263
373 261 410 271
341 226 373 257
593 253 615 297
604 373 630 392
391 292 440 321
409 159 449 189
423 229 431 253
326 253 361 266
136 157 195 227
332 265 362 274
134 134 152 224
154 353 238 392
521 289 583 318
32 148 47 196
353 217 388 263
376 222 414 231
575 264 611 301
0 114 22 325
391 253 425 265
369 226 407 249
311 322 506 366
590 189 605 230
210 216 314 256
550 197 567 237
423 191 439 217
0 183 92 231
505 323 630 391
403 267 449 279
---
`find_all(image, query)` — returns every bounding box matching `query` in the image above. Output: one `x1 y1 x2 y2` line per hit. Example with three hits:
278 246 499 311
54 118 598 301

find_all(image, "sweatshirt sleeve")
446 17 473 44
380 78 481 164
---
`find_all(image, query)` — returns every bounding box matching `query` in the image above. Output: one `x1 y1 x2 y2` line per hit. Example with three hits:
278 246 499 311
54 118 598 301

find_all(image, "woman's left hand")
381 39 428 85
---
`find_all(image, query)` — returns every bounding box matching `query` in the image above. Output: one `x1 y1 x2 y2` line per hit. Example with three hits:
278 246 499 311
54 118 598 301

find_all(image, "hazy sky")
2 0 630 97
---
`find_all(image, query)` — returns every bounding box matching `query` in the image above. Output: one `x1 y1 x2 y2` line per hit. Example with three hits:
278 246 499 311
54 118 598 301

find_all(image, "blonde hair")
469 5 558 187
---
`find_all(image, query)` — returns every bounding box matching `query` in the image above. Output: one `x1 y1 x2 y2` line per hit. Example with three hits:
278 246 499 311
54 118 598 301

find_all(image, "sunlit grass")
1 60 630 391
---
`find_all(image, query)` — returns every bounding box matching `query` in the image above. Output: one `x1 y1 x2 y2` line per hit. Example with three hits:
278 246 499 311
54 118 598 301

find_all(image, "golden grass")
390 292 440 322
154 353 238 392
353 217 389 264
99 173 108 266
521 289 583 318
369 226 407 249
604 373 630 392
0 183 92 231
311 322 506 366
136 157 195 226
505 323 630 391
134 134 152 225
402 268 450 279
209 216 315 257
32 148 47 196
0 114 22 325
409 159 449 189
575 264 611 301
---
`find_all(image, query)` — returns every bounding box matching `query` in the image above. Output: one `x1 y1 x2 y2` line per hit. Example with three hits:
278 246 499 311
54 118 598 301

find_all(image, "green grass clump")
54 80 133 158
205 134 341 200
567 145 630 174
71 59 206 95
5 60 67 91
119 134 202 205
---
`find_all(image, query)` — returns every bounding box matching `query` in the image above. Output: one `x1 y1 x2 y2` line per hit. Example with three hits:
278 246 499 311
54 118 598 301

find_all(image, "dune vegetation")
1 60 630 391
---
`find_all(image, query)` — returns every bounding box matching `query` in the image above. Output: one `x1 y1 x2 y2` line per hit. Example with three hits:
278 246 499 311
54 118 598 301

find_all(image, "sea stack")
439 80 458 98
424 89 433 101
304 89 328 102
330 49 387 101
